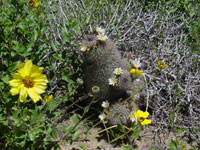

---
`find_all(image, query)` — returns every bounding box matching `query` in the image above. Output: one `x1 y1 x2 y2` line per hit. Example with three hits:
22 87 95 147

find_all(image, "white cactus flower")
97 34 108 41
99 113 106 121
96 27 105 35
108 78 117 86
80 45 88 51
130 59 141 68
102 101 109 108
113 67 123 75
130 112 136 122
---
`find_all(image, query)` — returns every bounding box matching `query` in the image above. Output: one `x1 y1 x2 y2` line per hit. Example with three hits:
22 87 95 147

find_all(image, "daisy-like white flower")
113 67 123 75
130 59 141 68
101 101 109 108
129 112 136 122
44 95 53 104
9 60 48 103
80 45 88 52
134 110 152 126
96 27 105 35
97 34 108 41
108 78 117 86
99 113 106 121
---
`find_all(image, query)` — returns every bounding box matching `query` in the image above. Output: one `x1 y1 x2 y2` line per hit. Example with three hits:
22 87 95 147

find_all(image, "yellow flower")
9 60 48 103
134 110 152 125
44 95 53 103
29 0 40 7
157 60 167 69
130 68 145 78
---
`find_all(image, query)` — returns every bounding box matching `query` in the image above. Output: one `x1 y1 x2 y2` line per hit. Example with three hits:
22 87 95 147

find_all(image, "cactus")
81 33 133 102
107 101 132 126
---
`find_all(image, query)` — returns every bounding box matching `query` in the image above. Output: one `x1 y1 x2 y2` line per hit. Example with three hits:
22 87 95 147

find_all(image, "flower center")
160 62 165 65
139 117 145 122
23 76 34 88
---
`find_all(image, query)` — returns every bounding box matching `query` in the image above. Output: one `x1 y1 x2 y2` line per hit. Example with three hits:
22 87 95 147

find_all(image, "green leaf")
47 99 57 111
72 114 80 124
51 128 59 139
30 108 45 124
53 111 61 117
61 28 70 44
117 124 126 133
131 129 142 141
170 139 179 150
62 71 72 82
84 106 89 114
33 29 38 42
170 111 175 117
79 144 88 150
72 130 81 140
122 145 135 150
22 107 30 121
177 128 186 134
62 125 73 134
53 53 64 61
8 61 21 72
73 26 81 35
51 42 57 51
1 75 10 84
29 131 36 141
0 114 8 126
168 118 173 128
149 147 157 150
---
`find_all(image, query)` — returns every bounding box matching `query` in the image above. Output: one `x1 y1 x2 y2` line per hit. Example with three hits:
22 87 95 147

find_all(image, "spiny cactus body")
108 101 132 126
82 34 132 102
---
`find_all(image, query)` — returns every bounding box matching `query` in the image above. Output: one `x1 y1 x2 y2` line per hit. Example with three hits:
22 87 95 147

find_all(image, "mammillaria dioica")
81 33 133 103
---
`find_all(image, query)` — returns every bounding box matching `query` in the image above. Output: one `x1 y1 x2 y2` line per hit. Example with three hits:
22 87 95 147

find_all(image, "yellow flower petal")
18 60 33 77
130 69 145 77
10 88 20 95
141 119 152 125
27 88 41 103
34 85 46 94
142 111 150 118
32 74 48 82
19 87 28 102
9 79 20 87
29 0 40 7
157 61 167 69
134 110 143 118
44 95 53 103
18 62 25 70
33 1 40 7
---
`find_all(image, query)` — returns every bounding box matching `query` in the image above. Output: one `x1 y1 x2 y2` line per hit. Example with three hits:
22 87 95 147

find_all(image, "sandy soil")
58 116 197 150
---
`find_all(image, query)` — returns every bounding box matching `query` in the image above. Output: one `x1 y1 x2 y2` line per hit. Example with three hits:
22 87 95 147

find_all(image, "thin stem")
96 125 118 135
61 94 97 140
